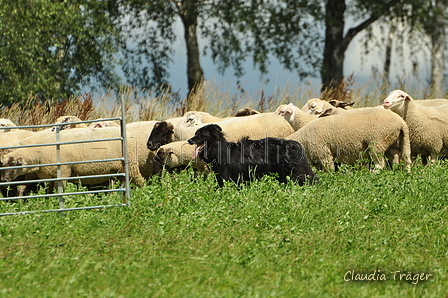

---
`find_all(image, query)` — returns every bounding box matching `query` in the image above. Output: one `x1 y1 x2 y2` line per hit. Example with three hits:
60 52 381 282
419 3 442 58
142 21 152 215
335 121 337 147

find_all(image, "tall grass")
2 73 442 127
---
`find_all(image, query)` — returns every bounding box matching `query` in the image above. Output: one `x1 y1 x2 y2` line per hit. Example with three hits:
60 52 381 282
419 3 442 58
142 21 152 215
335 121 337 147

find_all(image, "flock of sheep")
0 89 447 198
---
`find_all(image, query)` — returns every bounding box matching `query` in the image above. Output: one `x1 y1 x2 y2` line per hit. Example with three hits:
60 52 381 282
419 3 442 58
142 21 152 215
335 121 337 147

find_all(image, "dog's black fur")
187 124 317 186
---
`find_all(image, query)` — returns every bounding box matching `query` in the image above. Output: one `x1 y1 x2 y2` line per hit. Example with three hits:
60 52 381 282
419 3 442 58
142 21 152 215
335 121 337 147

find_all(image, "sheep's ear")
339 102 355 108
16 157 27 165
166 122 175 133
404 94 412 101
319 108 334 118
285 106 293 114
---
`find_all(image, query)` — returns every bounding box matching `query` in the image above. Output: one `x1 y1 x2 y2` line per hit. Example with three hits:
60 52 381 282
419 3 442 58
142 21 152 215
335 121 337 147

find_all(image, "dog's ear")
210 124 222 132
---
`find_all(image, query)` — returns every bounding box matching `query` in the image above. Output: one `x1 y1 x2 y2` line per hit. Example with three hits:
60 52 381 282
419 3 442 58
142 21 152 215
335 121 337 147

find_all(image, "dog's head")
187 124 223 158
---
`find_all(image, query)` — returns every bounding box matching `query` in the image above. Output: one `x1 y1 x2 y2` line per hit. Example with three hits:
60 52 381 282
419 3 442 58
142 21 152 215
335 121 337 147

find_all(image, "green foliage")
0 0 120 105
0 163 447 296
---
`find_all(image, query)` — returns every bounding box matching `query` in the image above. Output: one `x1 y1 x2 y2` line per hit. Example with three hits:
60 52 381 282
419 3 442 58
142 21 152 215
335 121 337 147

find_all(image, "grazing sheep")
0 119 17 133
153 141 209 175
51 116 88 131
235 107 260 117
286 107 412 171
383 89 448 162
274 103 318 131
147 113 295 151
301 98 351 116
0 129 36 146
0 127 145 187
88 120 120 128
187 124 317 186
178 111 233 128
125 121 159 179
414 98 448 106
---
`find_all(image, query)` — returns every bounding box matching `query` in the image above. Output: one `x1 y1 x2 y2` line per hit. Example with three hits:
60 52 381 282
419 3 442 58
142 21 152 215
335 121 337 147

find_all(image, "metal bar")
0 118 122 130
0 188 126 201
0 158 125 171
0 173 126 187
0 203 128 217
55 126 64 210
0 107 132 216
1 137 123 151
120 95 131 206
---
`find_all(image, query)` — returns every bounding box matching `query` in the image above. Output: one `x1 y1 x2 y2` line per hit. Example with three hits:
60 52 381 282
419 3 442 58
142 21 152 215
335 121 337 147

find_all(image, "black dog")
187 124 317 186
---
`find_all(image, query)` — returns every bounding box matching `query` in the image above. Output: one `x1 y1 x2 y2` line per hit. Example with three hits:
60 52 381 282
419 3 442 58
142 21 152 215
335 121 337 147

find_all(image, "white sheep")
153 141 209 175
178 111 233 128
0 127 145 187
301 98 352 116
125 121 159 179
0 118 17 133
383 89 448 162
274 103 318 131
286 107 412 171
51 116 88 131
88 120 120 128
415 98 448 106
0 129 36 146
147 112 295 150
235 107 260 117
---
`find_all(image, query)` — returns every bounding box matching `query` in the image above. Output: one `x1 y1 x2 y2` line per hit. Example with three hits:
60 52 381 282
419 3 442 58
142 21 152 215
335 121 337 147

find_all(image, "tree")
114 0 326 102
115 0 205 100
0 0 120 105
114 0 415 101
321 0 402 93
422 0 447 97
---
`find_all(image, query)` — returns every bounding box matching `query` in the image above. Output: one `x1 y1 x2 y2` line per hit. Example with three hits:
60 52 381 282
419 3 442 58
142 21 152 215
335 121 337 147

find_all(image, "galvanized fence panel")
0 98 131 216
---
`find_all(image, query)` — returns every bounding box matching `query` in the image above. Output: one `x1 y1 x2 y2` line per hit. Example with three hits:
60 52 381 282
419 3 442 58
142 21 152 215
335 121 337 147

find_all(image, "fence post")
55 126 65 210
120 95 131 206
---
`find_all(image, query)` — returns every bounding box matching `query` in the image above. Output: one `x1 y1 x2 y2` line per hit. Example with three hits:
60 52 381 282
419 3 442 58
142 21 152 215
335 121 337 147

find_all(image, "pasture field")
0 161 447 298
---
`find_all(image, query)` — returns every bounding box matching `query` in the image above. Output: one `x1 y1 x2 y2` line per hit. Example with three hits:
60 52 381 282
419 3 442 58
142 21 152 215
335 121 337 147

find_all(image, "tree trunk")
178 0 204 101
321 0 347 92
321 0 399 93
382 22 397 92
430 0 446 97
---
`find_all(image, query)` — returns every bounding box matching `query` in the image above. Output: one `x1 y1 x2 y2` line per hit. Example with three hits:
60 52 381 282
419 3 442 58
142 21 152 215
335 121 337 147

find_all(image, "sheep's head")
301 98 326 115
180 112 202 128
0 119 17 133
88 121 120 129
147 121 175 151
52 116 87 131
235 107 260 117
275 103 304 128
0 156 26 182
274 104 294 119
383 89 413 110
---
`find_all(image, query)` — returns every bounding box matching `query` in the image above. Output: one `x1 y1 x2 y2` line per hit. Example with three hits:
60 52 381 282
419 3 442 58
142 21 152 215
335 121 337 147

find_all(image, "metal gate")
0 98 131 216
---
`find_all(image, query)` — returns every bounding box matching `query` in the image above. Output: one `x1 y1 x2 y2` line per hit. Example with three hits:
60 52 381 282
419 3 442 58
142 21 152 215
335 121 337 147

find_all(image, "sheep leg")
317 146 335 171
368 146 386 171
427 152 438 164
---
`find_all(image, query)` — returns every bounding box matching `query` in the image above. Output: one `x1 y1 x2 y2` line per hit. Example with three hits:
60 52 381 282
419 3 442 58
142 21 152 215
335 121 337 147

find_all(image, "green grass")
0 162 447 297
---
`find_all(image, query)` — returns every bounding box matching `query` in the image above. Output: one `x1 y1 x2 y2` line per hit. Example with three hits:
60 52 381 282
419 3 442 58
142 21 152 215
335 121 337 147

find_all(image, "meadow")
0 77 447 297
